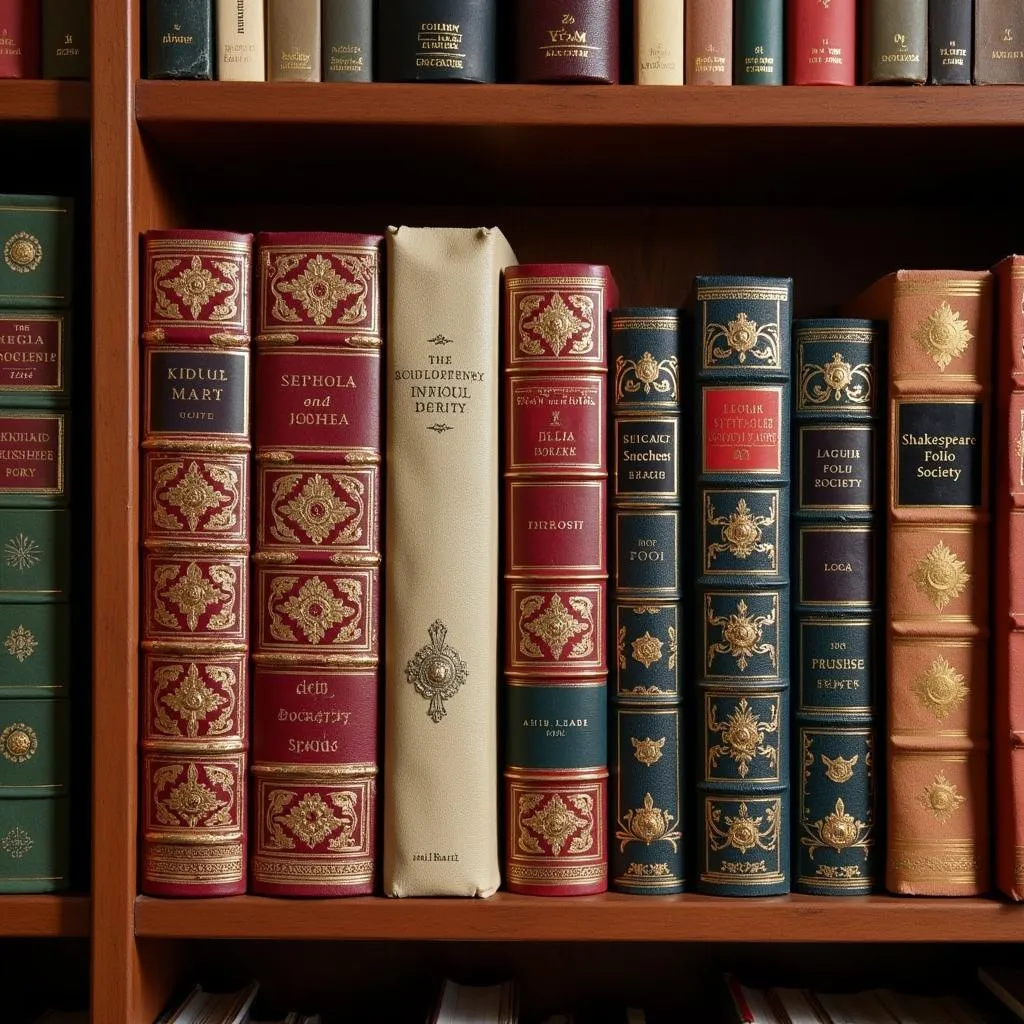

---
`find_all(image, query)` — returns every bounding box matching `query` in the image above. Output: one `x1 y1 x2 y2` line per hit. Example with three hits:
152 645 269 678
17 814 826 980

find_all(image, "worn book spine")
635 0 684 84
787 0 856 85
685 0 732 83
503 264 617 897
846 270 992 896
692 276 792 896
41 0 89 79
733 0 783 84
792 319 883 896
863 0 927 84
139 230 253 897
929 0 973 84
250 232 383 896
216 0 265 81
974 0 1024 83
515 0 620 83
323 0 373 81
267 0 321 81
383 226 516 897
608 310 683 894
378 0 497 82
146 0 213 79
0 0 39 78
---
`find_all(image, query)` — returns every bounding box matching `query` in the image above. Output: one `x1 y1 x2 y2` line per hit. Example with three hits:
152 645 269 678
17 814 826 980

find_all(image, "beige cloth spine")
216 0 265 81
636 0 685 84
266 0 322 81
383 226 517 897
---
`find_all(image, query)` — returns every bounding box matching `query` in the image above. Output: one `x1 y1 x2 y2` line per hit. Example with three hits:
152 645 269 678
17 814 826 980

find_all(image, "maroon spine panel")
787 0 857 84
251 232 383 896
139 230 253 897
0 0 40 78
514 0 621 83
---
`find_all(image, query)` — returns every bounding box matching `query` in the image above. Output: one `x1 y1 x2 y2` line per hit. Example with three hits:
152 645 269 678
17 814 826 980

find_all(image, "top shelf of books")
0 81 89 123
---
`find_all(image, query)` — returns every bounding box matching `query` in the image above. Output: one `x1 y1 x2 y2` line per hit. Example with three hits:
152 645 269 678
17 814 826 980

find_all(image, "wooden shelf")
135 893 1024 943
0 894 90 937
0 80 90 122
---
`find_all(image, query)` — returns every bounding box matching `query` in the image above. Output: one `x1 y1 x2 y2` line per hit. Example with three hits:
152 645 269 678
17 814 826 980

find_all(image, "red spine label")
0 315 63 391
507 480 607 575
0 0 40 77
0 411 64 494
702 386 783 475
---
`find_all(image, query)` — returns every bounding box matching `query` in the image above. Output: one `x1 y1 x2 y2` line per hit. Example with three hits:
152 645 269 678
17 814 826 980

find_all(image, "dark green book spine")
733 0 782 84
863 0 928 83
323 0 373 81
146 0 214 79
793 319 883 896
41 0 90 79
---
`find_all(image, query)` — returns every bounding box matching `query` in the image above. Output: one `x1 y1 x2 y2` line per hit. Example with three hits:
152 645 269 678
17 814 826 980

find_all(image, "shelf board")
0 894 90 937
136 893 1024 943
0 80 90 122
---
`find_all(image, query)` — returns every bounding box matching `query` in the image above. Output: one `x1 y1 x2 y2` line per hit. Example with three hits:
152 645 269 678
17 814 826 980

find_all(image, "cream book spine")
636 0 685 84
216 0 266 81
383 226 517 897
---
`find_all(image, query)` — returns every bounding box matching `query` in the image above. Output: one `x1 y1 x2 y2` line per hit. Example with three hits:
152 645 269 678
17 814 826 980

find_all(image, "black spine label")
797 527 874 606
799 425 873 509
895 400 982 507
614 416 678 500
147 350 249 437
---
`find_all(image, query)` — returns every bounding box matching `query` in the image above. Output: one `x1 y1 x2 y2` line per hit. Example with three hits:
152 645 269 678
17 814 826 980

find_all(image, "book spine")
378 0 497 83
146 0 213 79
692 276 792 896
322 0 373 81
0 0 39 78
41 0 89 79
250 232 383 896
787 0 856 85
383 226 517 897
608 310 683 895
863 0 927 84
733 0 783 84
928 0 973 84
138 230 253 897
0 195 74 309
685 0 733 84
216 0 265 81
792 319 883 896
635 0 684 84
503 263 617 897
515 0 620 83
974 0 1024 83
267 0 322 81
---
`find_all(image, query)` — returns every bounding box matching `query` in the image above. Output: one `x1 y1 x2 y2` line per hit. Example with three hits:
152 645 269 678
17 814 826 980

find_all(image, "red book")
514 0 620 83
139 229 253 897
250 232 383 897
0 0 40 78
787 0 856 85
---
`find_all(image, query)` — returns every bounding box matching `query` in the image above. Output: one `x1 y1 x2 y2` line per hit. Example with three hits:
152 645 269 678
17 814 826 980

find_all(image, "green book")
733 0 783 84
0 197 74 309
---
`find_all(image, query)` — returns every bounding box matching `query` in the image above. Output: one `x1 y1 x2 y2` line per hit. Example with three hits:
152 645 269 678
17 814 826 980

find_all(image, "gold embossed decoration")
272 472 361 546
631 736 665 767
911 541 970 611
265 789 358 851
519 593 594 661
708 698 778 779
153 761 235 829
154 561 237 633
706 496 776 565
0 826 32 859
155 662 233 739
912 656 969 720
155 461 237 534
275 254 357 326
518 792 594 856
267 251 371 328
822 753 859 784
707 801 778 857
152 254 241 323
631 631 663 669
4 533 40 571
615 793 682 852
919 772 967 823
801 798 872 859
913 301 973 370
518 292 595 357
0 722 37 763
706 597 777 672
614 352 679 400
800 352 872 405
405 619 468 723
269 575 361 645
3 231 42 273
704 311 780 366
4 624 36 663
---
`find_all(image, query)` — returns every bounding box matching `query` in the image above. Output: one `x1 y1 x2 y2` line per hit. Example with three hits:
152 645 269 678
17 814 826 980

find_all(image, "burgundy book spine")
251 232 383 896
514 0 621 83
139 230 254 897
0 0 40 78
685 0 732 84
787 0 856 85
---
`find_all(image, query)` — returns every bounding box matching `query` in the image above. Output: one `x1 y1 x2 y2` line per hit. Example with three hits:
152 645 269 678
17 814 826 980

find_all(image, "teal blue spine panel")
507 682 607 769
609 309 683 893
692 276 792 896
733 0 783 83
793 319 883 895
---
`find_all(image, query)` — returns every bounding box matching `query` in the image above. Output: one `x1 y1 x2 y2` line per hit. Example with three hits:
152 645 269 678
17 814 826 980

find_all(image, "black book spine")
323 0 373 81
929 0 973 84
146 0 214 79
42 0 90 79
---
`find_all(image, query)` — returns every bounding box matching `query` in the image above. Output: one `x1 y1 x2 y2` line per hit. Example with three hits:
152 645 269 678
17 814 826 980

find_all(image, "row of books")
143 0 1024 86
0 0 89 79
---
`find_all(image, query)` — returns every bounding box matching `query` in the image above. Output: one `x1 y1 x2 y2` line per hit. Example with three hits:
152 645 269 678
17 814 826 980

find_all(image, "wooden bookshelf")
0 80 89 122
0 894 90 937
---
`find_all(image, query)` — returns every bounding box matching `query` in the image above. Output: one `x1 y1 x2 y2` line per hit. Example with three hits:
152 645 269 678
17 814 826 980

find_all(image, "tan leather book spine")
267 0 321 82
635 0 684 84
847 270 992 896
217 0 265 81
383 226 517 897
685 0 732 84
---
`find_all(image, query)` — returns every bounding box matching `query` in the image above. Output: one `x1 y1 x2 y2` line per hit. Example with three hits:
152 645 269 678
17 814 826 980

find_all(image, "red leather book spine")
251 232 382 896
0 0 40 78
787 0 856 85
139 230 253 897
503 263 617 896
514 0 621 83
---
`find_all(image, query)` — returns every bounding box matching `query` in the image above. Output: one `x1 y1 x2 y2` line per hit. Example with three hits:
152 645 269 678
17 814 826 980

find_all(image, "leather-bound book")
929 0 972 84
323 0 373 81
734 0 783 84
267 0 321 81
635 0 683 84
0 0 39 78
146 0 213 79
691 276 792 896
0 196 73 308
139 230 253 896
41 0 89 79
685 0 732 84
863 0 927 84
787 0 856 85
975 1 1024 83
608 310 683 894
378 0 497 83
792 319 883 896
216 0 264 81
515 0 620 83
250 232 383 896
383 227 516 897
846 270 992 896
503 264 617 897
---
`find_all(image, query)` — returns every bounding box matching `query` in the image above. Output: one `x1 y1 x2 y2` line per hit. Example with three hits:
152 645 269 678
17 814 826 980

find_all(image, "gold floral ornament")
708 801 778 856
0 826 32 859
406 619 468 723
919 772 967 823
154 762 233 829
614 352 678 400
265 790 358 851
615 793 682 853
801 798 872 859
518 792 594 856
3 231 42 273
157 562 235 632
708 698 778 779
822 753 858 784
631 736 665 767
276 254 362 326
159 461 233 533
706 597 777 672
631 631 663 669
800 352 872 406
704 311 780 366
519 593 593 661
1 722 37 764
277 474 357 545
518 292 594 357
158 662 228 739
4 533 40 571
913 301 973 370
156 255 234 321
276 575 358 645
911 541 970 611
912 656 969 721
4 624 36 663
706 496 776 564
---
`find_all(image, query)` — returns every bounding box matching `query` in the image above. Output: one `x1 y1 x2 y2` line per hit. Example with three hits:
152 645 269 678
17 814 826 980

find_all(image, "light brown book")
267 0 321 81
685 0 732 83
635 0 684 84
975 0 1024 83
